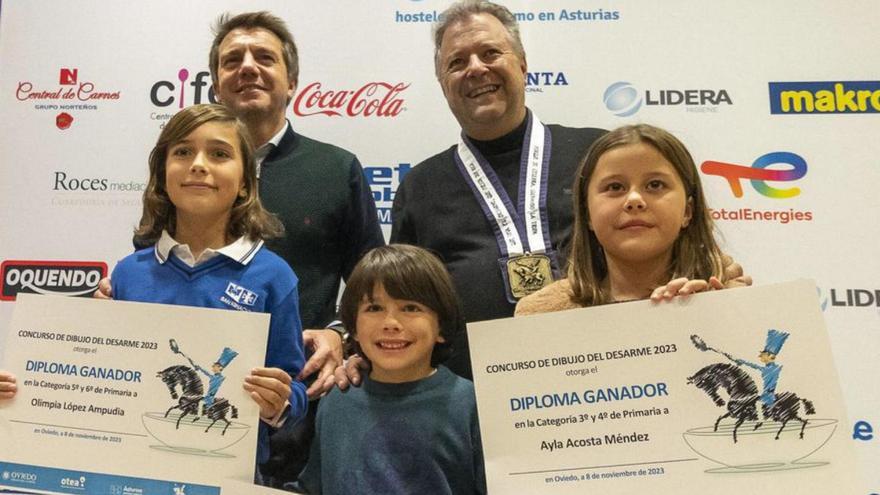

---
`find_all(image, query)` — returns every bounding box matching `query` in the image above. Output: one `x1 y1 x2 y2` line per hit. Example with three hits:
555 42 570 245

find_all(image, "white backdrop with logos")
1 1 878 490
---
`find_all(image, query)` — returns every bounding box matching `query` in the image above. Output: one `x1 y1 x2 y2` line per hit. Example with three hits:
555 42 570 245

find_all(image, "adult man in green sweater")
99 11 384 487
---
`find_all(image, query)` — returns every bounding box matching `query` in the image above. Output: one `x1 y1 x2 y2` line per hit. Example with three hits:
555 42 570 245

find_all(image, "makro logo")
365 163 412 225
769 81 880 114
701 152 807 199
293 82 409 117
604 81 731 116
1 261 107 301
150 68 216 109
60 475 86 490
2 470 37 484
16 68 121 105
526 71 569 93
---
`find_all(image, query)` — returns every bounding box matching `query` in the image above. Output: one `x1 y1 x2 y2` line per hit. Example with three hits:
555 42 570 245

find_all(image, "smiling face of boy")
354 284 445 384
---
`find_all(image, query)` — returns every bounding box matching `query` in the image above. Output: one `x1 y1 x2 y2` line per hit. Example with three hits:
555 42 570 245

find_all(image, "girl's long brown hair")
134 104 282 245
568 124 725 306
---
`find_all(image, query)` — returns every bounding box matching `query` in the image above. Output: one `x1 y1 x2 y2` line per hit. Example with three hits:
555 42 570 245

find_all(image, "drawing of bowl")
142 411 251 457
682 418 837 472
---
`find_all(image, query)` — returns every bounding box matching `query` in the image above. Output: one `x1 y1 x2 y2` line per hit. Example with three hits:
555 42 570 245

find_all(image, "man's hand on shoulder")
333 355 370 391
299 329 344 399
721 254 753 288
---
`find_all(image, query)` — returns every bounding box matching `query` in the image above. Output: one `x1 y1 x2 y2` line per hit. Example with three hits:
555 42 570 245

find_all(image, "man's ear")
286 80 297 103
212 80 222 103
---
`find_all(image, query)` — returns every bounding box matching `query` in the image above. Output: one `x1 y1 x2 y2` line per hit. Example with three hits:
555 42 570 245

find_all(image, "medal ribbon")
453 110 552 258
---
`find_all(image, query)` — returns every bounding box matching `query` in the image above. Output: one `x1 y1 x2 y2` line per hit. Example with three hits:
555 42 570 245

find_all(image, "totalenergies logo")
701 152 807 199
293 82 409 117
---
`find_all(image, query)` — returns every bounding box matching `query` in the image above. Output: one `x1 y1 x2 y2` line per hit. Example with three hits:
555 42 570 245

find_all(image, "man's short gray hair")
432 0 526 78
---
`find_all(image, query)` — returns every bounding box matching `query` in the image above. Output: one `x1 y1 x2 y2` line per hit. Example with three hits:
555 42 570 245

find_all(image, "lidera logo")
603 82 641 117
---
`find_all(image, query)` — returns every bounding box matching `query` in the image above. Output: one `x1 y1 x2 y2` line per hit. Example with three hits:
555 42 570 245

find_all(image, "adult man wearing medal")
389 0 748 381
391 0 605 379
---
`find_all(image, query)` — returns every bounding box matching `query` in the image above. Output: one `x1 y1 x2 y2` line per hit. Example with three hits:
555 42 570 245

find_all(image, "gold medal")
506 253 553 299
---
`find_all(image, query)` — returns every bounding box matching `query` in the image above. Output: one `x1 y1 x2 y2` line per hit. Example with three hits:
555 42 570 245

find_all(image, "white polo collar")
154 230 263 267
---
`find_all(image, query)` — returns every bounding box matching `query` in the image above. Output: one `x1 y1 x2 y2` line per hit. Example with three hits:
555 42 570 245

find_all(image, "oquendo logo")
0 261 107 300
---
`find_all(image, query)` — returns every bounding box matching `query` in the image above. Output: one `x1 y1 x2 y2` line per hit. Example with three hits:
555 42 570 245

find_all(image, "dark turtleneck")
466 115 529 203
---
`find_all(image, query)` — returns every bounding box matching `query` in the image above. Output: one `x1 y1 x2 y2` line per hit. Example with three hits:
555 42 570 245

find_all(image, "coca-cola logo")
293 81 409 117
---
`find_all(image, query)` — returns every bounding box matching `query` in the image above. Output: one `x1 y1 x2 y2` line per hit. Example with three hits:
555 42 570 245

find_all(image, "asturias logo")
1 261 107 301
700 152 813 224
769 81 880 114
293 82 409 117
604 81 731 116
